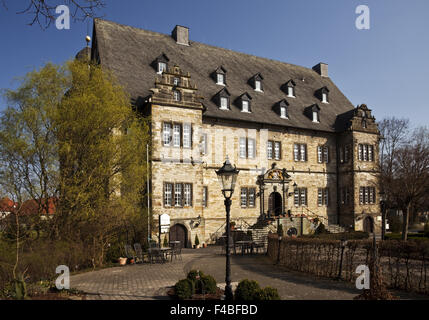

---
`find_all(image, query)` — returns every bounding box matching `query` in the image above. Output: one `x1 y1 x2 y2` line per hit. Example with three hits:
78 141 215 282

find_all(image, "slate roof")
92 19 355 133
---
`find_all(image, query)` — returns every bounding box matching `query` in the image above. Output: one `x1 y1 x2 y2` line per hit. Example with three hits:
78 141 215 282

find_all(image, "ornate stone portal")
257 163 292 220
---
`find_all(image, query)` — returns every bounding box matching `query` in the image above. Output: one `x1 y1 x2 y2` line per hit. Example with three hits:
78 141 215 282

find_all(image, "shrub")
163 236 168 248
187 269 204 282
197 274 217 294
194 234 200 246
315 223 328 235
234 279 261 301
256 286 280 300
175 279 194 300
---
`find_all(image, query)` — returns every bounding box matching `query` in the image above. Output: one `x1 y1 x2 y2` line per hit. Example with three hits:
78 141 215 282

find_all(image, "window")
173 124 181 147
294 188 307 206
267 141 273 160
317 146 329 163
241 188 248 207
163 123 172 146
184 183 192 206
217 73 225 85
312 111 319 123
240 137 256 158
158 62 167 74
240 138 247 158
255 80 262 91
358 144 374 162
280 106 288 118
359 187 376 204
242 100 249 112
202 186 208 207
322 92 328 103
174 183 182 207
241 187 256 207
183 124 191 148
164 183 173 206
200 133 207 155
318 188 329 206
220 97 228 110
294 144 307 162
287 86 295 97
340 187 350 205
173 77 180 86
274 141 281 160
173 90 181 102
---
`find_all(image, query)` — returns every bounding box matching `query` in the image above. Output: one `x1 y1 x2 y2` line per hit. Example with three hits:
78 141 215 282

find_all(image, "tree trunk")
402 204 411 241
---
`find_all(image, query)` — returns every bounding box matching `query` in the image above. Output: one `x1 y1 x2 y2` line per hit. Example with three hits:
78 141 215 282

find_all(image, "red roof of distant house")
0 197 56 215
0 197 16 212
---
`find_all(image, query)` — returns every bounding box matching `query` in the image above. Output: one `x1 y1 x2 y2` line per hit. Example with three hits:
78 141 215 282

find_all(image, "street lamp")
379 191 386 240
216 156 239 301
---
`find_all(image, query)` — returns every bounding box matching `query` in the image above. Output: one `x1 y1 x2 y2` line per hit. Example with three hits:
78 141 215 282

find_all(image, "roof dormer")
152 53 169 74
236 92 252 113
249 73 264 92
305 104 321 123
282 80 296 98
272 99 289 119
214 87 231 110
212 66 227 86
315 86 330 103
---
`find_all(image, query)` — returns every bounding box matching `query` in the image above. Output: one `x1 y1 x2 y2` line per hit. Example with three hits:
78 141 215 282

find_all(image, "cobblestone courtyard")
70 246 428 300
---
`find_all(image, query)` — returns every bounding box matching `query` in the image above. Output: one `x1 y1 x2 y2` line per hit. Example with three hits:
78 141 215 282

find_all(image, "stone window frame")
317 188 329 206
293 143 307 162
358 144 374 162
240 187 256 208
359 186 376 205
163 182 194 208
317 145 329 163
294 188 307 207
239 137 256 159
162 121 193 149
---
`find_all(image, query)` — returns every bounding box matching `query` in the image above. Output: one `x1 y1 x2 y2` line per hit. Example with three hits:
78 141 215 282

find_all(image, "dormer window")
305 104 320 123
237 92 252 113
214 87 231 110
242 101 249 112
213 66 227 86
316 86 330 103
312 111 319 122
217 73 225 85
158 62 167 74
220 97 228 110
280 106 287 118
249 73 264 92
273 99 289 119
152 53 169 74
322 92 328 103
283 80 296 98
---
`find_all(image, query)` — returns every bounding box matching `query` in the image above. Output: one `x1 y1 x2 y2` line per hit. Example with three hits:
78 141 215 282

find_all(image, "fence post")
337 239 347 280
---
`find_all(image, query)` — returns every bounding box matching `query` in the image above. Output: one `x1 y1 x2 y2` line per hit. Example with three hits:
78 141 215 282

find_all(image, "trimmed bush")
256 286 280 300
163 236 168 248
197 274 217 294
175 279 194 300
187 269 204 282
194 235 200 246
234 279 261 301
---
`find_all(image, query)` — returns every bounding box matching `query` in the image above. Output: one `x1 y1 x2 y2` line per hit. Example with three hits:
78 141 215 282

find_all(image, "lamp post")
216 156 239 301
379 191 386 240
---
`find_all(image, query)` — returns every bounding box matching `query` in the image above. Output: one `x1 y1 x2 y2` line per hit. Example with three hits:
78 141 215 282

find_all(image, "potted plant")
118 257 127 266
194 234 200 249
202 243 207 248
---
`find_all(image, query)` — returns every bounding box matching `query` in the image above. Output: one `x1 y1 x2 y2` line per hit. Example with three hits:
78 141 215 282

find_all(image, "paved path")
70 246 428 300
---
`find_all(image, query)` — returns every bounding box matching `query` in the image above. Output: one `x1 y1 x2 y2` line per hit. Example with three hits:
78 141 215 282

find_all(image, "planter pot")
202 243 207 248
194 244 200 249
119 257 127 266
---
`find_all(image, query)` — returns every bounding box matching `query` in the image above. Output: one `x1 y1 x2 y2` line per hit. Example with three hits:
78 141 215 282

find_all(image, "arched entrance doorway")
169 224 188 248
363 216 374 233
268 192 282 216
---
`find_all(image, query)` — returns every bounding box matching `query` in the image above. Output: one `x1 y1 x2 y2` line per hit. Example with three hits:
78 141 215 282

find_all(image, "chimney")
172 25 189 46
312 62 328 77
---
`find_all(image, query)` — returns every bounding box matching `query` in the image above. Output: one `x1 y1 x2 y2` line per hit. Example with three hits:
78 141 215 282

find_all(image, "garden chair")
170 241 182 261
133 243 147 263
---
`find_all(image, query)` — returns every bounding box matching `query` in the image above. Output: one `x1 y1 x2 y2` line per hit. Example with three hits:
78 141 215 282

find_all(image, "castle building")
86 19 381 246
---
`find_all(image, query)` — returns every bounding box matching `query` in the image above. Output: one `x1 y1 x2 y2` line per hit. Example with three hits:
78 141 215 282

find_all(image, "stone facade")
148 67 381 246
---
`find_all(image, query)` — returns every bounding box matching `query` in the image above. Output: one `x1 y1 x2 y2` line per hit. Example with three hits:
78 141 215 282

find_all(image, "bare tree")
1 0 105 29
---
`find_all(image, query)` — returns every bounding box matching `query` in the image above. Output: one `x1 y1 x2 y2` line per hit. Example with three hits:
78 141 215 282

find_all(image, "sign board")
160 225 170 234
159 213 170 226
376 216 382 222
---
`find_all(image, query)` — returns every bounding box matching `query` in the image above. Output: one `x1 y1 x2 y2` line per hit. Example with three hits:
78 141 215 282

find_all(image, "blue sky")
1 0 428 127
